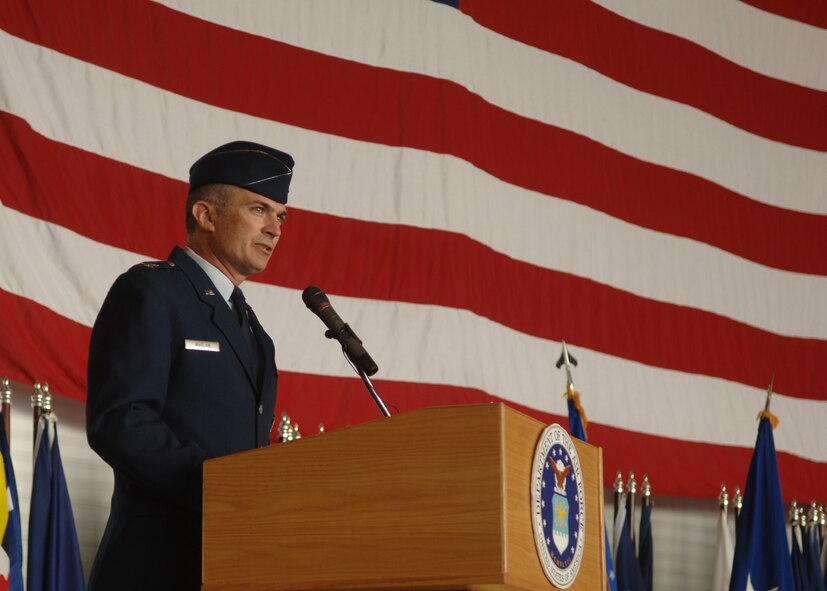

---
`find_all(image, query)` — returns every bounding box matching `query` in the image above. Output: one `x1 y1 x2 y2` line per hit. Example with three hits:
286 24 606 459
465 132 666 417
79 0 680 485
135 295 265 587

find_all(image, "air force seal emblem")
531 423 586 588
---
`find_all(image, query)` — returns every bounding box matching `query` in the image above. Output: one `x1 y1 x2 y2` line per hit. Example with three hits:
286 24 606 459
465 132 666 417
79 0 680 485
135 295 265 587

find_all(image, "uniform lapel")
169 247 259 392
246 306 274 397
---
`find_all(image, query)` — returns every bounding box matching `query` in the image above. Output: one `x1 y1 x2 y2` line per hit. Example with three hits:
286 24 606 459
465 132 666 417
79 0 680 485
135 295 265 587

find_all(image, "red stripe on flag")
738 0 827 30
588 420 827 503
0 289 88 400
2 3 827 276
0 113 184 261
461 0 827 149
2 117 826 402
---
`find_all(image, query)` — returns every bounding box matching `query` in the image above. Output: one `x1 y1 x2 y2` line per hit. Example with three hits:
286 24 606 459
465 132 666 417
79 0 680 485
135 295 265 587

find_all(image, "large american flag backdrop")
1 0 825 501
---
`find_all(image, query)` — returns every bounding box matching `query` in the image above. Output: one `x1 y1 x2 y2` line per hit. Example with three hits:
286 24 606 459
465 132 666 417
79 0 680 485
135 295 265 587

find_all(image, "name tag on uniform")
184 339 220 352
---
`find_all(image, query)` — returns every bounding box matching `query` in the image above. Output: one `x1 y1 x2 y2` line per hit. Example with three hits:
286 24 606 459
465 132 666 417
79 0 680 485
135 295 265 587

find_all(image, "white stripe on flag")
592 0 827 92
152 0 827 213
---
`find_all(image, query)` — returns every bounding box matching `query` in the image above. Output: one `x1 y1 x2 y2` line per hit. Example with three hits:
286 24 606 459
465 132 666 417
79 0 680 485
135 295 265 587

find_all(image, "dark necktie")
230 287 262 383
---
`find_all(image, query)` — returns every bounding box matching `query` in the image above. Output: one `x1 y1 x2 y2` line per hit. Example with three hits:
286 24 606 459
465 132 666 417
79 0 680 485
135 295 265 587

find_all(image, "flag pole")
614 471 624 528
642 475 651 509
42 384 52 418
31 381 45 449
787 501 798 528
554 343 618 591
719 483 729 512
733 486 743 538
557 341 577 393
627 472 638 550
764 375 775 414
638 475 653 591
556 341 589 441
1 377 11 446
728 377 795 591
711 484 732 591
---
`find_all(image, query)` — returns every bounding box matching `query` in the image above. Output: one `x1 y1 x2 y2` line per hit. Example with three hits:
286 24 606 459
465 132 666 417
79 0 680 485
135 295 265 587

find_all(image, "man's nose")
264 216 281 238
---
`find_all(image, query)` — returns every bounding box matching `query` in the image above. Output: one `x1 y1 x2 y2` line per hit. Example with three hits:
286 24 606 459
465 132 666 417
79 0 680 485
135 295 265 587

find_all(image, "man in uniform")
86 141 293 590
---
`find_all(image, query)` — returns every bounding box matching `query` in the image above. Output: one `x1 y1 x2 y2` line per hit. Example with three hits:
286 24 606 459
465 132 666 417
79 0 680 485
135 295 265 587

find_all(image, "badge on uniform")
184 339 220 352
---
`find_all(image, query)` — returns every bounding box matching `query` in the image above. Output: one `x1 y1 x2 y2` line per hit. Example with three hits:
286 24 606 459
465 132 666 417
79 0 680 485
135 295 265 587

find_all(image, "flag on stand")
790 519 810 591
560 346 618 591
637 496 653 591
821 519 827 589
27 414 85 591
711 499 734 591
614 494 645 591
728 412 794 591
808 522 827 591
0 415 22 591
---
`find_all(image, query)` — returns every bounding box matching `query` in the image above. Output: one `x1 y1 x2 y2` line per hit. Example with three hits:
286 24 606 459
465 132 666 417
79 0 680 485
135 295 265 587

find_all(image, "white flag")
711 506 733 591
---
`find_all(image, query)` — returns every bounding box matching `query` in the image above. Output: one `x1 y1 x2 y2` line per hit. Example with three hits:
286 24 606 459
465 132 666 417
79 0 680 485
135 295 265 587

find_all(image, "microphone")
302 286 379 376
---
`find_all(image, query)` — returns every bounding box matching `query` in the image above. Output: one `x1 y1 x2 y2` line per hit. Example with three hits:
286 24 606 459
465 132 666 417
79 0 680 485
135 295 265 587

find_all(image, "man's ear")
191 201 216 232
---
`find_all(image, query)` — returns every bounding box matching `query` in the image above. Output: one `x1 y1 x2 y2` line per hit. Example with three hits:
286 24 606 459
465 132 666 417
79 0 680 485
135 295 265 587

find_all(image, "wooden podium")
202 403 606 591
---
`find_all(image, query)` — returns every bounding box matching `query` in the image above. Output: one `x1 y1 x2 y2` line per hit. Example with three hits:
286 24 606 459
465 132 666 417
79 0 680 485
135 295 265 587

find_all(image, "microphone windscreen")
302 285 328 310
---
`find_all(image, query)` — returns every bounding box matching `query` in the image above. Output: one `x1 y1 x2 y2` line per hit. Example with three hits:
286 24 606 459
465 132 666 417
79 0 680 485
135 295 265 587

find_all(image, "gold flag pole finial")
627 472 638 546
718 483 729 511
809 501 819 529
642 474 652 508
614 471 625 494
789 500 799 525
613 471 624 526
1 377 11 446
42 382 52 415
1 378 11 404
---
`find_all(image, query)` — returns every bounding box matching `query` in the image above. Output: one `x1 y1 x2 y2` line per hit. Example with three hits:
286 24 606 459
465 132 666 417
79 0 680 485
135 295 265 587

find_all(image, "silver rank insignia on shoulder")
204 288 215 296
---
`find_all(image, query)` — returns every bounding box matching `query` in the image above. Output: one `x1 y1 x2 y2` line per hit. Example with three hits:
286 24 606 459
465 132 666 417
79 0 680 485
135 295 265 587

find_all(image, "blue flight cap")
189 141 294 204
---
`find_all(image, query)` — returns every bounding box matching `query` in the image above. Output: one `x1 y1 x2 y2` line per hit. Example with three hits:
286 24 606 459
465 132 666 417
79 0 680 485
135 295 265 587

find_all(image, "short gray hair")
185 184 232 235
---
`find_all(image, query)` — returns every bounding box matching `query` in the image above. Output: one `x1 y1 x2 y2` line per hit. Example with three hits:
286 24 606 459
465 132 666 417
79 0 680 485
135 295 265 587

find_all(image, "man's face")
204 186 287 284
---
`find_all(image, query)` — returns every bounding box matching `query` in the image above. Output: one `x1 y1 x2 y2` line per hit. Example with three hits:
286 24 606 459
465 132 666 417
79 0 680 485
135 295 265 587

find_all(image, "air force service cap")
189 141 294 204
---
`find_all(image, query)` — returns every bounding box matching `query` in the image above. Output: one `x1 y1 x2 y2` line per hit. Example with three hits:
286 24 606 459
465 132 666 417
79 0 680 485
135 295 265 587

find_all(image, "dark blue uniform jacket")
86 246 277 590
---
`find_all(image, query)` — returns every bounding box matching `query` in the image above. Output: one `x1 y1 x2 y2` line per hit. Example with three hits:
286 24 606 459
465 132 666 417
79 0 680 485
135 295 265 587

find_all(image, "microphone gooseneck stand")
356 363 391 418
325 333 391 418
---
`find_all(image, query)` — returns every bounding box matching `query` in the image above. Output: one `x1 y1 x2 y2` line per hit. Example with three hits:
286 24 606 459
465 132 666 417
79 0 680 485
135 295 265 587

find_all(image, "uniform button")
258 404 264 415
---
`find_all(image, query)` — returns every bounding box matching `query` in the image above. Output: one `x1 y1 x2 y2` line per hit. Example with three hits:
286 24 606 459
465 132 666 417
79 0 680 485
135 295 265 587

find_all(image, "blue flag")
807 525 827 591
615 496 645 591
27 415 85 591
566 387 618 591
791 526 811 591
567 394 588 442
0 415 23 591
728 417 795 591
638 501 653 591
